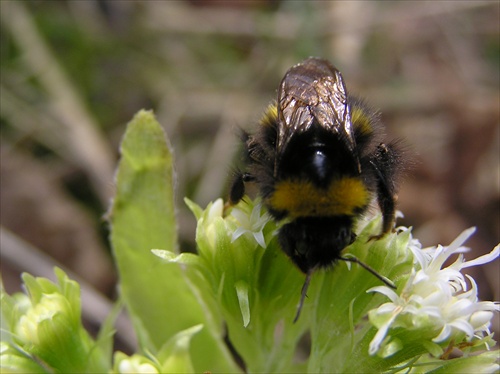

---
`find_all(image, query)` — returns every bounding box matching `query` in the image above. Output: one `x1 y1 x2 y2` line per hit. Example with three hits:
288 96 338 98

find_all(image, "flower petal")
231 227 246 243
432 324 452 342
253 231 266 248
447 227 476 253
461 244 499 269
448 319 475 338
367 286 399 302
369 312 398 355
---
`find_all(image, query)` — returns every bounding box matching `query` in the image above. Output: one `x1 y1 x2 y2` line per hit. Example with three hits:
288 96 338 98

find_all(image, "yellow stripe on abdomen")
268 177 370 218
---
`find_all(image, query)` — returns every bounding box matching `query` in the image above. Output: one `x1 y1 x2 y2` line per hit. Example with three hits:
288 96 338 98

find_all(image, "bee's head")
278 216 355 273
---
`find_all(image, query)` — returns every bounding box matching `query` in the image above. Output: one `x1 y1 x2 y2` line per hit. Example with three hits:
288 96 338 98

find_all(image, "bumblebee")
229 58 402 320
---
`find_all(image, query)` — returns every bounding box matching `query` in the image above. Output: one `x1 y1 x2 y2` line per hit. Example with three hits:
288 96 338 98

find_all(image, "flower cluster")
368 227 499 359
1 269 109 373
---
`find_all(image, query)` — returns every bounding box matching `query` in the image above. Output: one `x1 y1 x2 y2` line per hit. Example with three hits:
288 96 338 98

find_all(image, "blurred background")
1 0 498 349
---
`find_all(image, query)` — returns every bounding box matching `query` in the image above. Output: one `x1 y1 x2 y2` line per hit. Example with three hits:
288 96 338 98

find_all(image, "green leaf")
109 110 239 372
235 281 250 328
184 198 203 221
0 342 50 374
158 324 203 373
93 299 124 372
425 351 500 373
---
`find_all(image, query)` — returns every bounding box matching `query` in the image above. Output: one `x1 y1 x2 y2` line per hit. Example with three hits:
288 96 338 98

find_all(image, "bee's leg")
369 143 401 239
227 171 254 206
227 128 254 208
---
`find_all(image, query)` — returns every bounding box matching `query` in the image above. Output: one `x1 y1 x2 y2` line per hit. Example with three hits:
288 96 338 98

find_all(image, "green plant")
1 111 498 373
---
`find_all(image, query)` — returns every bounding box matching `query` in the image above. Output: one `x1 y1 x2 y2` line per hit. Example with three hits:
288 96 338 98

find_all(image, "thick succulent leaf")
109 110 239 372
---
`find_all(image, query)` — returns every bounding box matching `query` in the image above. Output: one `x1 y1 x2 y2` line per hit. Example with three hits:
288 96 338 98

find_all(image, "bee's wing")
276 58 357 166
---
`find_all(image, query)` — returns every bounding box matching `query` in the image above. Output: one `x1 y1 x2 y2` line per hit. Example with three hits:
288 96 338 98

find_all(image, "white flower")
367 227 500 356
231 203 270 248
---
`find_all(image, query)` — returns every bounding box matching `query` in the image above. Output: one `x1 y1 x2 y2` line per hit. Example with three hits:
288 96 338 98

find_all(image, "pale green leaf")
109 110 240 372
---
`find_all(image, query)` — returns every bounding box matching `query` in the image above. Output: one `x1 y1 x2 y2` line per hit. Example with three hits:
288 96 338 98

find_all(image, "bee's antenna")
338 255 396 289
294 268 314 323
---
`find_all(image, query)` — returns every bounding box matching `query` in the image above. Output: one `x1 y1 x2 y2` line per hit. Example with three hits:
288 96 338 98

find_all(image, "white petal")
473 301 500 313
448 319 475 338
231 209 249 226
409 242 427 269
434 269 466 293
420 290 448 307
456 275 479 301
208 199 224 220
374 303 400 314
369 313 398 355
446 298 475 318
429 245 447 270
231 228 247 243
413 270 430 284
432 324 451 342
416 306 443 319
250 204 261 222
253 231 266 248
462 244 499 269
408 294 425 305
367 286 399 302
447 227 476 253
470 311 493 329
448 254 466 271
